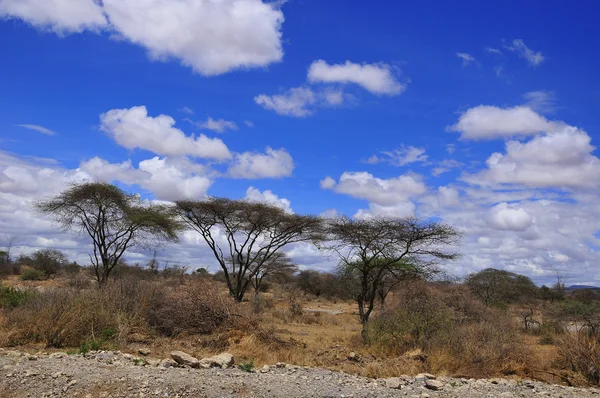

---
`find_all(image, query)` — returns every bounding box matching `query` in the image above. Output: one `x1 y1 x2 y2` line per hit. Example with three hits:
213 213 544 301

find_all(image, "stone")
170 351 200 368
275 362 286 368
260 365 270 373
425 379 444 391
138 348 152 356
348 352 359 361
198 353 234 369
384 377 403 389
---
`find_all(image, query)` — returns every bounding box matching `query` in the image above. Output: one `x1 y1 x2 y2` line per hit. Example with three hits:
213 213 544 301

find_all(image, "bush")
0 284 31 308
557 332 600 384
367 281 530 377
147 279 235 337
18 249 68 278
20 268 47 281
6 276 162 347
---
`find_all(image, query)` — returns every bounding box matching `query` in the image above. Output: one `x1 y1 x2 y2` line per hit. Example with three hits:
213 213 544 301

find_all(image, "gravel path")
1 349 599 398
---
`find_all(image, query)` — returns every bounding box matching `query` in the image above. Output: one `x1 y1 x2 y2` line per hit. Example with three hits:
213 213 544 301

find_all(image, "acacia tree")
465 268 538 307
175 198 323 302
325 216 459 339
36 182 181 286
248 252 297 295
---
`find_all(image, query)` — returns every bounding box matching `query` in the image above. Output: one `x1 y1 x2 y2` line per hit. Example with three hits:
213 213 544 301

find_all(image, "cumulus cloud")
100 106 231 160
0 0 284 75
255 86 351 117
505 39 545 67
254 87 316 117
227 147 294 179
488 202 534 231
448 105 563 140
17 124 56 136
186 117 238 133
321 171 426 207
464 127 600 189
0 0 107 33
456 52 476 66
366 146 428 166
80 156 212 201
307 60 405 96
245 186 292 213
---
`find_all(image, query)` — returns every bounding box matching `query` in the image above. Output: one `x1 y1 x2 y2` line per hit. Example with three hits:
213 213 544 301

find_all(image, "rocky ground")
0 349 599 398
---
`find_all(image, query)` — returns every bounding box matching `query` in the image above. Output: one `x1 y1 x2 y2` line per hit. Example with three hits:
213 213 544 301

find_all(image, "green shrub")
238 360 254 372
20 268 47 281
0 284 31 308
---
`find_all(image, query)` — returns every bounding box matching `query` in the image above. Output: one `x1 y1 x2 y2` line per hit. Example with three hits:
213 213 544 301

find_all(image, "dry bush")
556 332 600 385
5 276 162 347
147 279 240 337
367 280 531 378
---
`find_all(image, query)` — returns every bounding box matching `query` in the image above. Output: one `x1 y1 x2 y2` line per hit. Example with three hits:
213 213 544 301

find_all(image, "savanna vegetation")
0 182 599 387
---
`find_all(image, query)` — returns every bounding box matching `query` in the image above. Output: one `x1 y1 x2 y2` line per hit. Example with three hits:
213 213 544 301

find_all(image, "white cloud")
321 171 426 206
80 156 212 201
100 106 231 160
0 0 107 33
244 120 254 128
187 117 238 133
505 39 545 67
464 127 600 190
17 124 55 136
255 87 316 117
245 186 292 213
448 105 563 140
179 107 194 115
432 159 462 176
320 176 336 189
254 86 351 117
484 47 502 55
488 202 533 231
523 90 556 114
1 0 284 76
307 60 405 96
366 146 428 166
228 147 294 179
437 186 460 207
456 52 476 66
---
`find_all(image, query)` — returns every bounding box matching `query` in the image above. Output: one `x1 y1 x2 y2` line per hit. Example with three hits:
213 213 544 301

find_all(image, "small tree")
325 216 459 340
26 249 68 278
466 268 537 307
175 198 323 302
35 182 181 286
248 252 297 295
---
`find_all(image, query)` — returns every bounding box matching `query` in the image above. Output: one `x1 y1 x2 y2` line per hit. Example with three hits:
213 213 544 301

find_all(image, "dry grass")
0 272 594 386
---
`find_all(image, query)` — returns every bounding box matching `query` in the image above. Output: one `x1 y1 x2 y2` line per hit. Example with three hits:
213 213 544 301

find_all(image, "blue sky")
1 0 599 286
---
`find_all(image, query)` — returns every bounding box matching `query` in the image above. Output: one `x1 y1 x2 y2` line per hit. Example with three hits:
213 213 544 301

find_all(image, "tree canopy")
175 197 323 302
325 216 460 336
35 182 181 285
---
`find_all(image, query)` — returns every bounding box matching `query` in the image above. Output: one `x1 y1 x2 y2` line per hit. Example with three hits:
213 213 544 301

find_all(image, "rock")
199 353 234 369
160 358 177 368
260 365 270 373
404 348 427 361
138 348 152 356
425 379 444 391
384 377 403 389
348 352 359 362
170 351 200 368
276 362 286 368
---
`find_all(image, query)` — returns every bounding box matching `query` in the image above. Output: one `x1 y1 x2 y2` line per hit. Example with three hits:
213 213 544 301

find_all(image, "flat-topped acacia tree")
325 216 460 340
35 182 181 286
175 198 323 302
